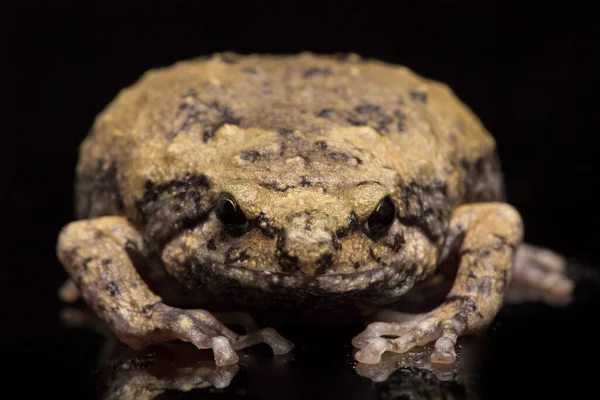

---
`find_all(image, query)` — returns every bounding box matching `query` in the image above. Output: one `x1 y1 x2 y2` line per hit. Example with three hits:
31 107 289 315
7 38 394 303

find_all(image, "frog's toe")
355 337 389 364
211 336 240 366
431 337 457 364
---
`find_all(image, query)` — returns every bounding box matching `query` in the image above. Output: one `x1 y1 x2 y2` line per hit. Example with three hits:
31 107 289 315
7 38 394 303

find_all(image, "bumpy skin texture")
57 52 574 366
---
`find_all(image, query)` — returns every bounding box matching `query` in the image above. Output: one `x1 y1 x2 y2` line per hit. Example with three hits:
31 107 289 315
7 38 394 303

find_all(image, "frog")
56 52 574 367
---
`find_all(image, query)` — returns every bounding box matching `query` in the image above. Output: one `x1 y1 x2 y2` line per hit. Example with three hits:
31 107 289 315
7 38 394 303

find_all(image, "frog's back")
75 52 503 222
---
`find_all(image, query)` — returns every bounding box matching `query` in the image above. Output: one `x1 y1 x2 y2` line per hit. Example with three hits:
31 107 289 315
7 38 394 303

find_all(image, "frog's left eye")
364 196 396 237
216 193 247 233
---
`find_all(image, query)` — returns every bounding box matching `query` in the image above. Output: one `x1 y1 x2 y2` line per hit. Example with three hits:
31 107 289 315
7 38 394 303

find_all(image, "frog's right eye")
216 193 247 233
364 196 396 238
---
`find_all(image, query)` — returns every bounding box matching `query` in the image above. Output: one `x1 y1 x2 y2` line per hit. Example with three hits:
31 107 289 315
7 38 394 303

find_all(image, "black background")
2 1 599 399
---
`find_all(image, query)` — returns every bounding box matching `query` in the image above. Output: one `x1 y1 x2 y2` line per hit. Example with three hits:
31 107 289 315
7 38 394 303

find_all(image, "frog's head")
140 130 439 308
155 174 437 309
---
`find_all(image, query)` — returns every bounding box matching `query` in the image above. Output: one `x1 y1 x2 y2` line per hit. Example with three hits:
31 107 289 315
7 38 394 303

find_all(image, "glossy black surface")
3 1 599 399
36 261 596 399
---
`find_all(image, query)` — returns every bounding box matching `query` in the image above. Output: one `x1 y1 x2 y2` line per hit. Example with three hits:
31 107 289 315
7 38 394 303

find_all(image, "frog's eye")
216 193 247 233
364 196 396 237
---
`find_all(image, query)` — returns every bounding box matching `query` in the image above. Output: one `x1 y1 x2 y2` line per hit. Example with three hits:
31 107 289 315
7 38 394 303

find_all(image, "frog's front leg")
57 216 293 366
353 203 523 364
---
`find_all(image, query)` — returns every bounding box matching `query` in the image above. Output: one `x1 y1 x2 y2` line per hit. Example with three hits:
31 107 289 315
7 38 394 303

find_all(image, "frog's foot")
119 304 294 367
352 303 466 365
507 243 575 304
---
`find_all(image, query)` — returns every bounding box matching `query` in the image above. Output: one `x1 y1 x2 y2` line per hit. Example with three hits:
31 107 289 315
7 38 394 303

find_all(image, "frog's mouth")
200 260 418 305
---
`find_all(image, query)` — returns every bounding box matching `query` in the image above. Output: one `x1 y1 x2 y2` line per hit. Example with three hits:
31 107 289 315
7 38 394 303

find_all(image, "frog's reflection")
355 336 482 381
355 337 483 399
60 307 243 399
92 341 239 399
91 338 481 400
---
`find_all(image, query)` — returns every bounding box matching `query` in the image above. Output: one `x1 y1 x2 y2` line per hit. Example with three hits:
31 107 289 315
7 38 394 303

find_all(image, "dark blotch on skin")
329 152 348 161
477 277 493 296
345 117 364 127
446 295 478 314
300 176 312 187
498 270 509 294
82 257 93 270
410 90 427 103
135 173 213 248
225 248 250 264
314 253 334 275
247 213 279 239
369 248 386 266
182 89 198 98
279 141 287 156
75 159 125 219
101 258 112 266
492 233 516 251
396 180 451 244
315 141 328 150
276 233 299 273
202 104 241 142
394 110 407 120
385 234 406 252
460 247 492 257
167 111 199 140
346 105 397 134
336 211 360 238
394 110 407 132
317 109 334 119
332 236 342 251
278 128 294 136
355 104 381 114
207 239 217 250
303 67 333 78
240 150 262 163
460 154 504 203
106 281 120 296
142 302 159 319
376 116 393 133
137 173 209 224
178 102 195 112
168 100 240 141
328 151 362 165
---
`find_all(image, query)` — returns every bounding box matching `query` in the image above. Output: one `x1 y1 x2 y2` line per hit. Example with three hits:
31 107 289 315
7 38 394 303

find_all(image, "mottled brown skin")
57 52 574 366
